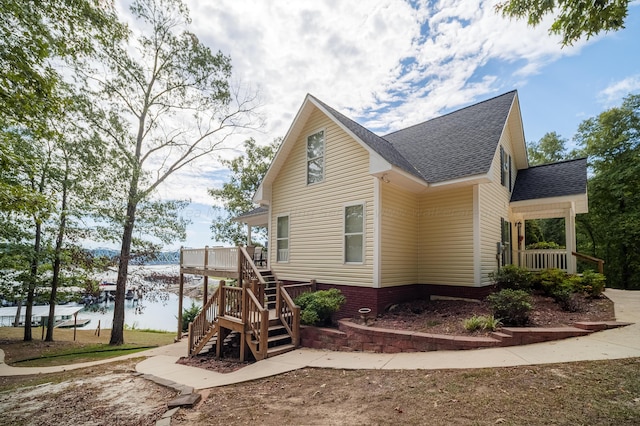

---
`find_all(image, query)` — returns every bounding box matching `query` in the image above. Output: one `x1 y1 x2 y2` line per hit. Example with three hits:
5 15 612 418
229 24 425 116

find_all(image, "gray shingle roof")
232 206 268 220
383 91 517 183
310 95 425 180
511 158 588 202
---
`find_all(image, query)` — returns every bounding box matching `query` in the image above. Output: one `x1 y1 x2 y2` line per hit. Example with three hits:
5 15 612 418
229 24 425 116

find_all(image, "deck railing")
181 247 238 270
519 249 568 271
220 285 243 320
188 286 220 356
277 282 301 347
239 246 266 288
244 285 269 360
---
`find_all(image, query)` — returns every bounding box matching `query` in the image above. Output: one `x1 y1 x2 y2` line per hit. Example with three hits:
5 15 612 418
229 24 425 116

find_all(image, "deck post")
237 247 243 286
276 281 282 320
177 248 184 342
203 245 209 305
219 280 226 317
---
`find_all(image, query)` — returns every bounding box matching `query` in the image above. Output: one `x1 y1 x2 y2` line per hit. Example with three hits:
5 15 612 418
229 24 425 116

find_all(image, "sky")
118 0 640 250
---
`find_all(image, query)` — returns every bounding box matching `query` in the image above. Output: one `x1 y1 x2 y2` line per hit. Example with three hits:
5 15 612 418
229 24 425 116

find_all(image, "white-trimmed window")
344 203 364 263
306 130 324 185
500 145 512 191
276 215 289 262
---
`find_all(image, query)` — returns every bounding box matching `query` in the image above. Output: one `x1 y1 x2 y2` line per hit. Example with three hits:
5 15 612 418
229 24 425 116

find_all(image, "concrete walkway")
2 289 639 391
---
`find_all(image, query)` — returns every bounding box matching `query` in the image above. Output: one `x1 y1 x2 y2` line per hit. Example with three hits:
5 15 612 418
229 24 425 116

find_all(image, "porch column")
247 224 252 247
565 203 576 273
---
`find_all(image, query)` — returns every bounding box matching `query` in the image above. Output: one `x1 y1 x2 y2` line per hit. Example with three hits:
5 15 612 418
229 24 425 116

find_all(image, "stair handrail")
188 285 220 356
238 246 267 287
572 251 605 274
277 281 301 347
244 284 269 360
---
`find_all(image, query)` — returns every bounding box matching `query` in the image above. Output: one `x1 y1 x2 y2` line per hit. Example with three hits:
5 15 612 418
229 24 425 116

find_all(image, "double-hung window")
344 204 364 263
501 218 512 266
276 215 289 262
306 130 324 185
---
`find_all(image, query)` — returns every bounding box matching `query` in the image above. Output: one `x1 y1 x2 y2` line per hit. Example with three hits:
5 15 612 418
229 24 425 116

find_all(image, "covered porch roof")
510 157 588 219
232 206 268 226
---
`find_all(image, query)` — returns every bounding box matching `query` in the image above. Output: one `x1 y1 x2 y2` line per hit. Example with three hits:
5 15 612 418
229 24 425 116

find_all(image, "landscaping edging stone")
299 319 633 353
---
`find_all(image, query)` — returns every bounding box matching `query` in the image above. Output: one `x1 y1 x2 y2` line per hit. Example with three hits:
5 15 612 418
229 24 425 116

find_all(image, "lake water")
73 292 200 332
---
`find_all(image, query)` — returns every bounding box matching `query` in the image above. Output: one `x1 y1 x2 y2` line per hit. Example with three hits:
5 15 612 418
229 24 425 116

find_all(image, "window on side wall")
276 215 289 262
306 130 324 185
500 146 512 191
344 203 364 263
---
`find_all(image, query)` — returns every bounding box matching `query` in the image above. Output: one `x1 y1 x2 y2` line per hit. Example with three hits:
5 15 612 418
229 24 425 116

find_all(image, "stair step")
266 343 296 357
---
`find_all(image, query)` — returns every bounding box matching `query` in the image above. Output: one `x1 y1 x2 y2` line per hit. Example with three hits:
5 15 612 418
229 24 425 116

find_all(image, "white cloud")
118 0 601 206
599 74 640 106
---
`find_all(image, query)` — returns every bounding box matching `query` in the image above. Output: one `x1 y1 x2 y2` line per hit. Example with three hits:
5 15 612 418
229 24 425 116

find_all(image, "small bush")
533 268 569 296
180 302 202 332
294 289 346 326
463 315 502 332
550 285 582 312
490 265 533 291
487 289 532 326
525 241 564 250
577 270 606 297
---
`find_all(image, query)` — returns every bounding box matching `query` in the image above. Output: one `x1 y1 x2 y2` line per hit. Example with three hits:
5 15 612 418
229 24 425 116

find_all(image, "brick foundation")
312 282 495 318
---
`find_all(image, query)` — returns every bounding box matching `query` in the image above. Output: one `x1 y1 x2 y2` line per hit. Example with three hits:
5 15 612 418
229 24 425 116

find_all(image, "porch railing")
519 249 568 271
181 246 238 270
277 282 301 347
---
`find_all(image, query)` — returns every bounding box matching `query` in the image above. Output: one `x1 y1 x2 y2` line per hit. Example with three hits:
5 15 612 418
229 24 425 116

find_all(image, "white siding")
270 108 374 287
418 186 475 286
380 183 419 287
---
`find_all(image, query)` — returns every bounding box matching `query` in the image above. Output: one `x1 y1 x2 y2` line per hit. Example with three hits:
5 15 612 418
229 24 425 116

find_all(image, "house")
235 90 587 318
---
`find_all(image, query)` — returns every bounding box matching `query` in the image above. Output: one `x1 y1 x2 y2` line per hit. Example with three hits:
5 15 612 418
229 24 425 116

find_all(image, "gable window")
276 215 289 262
344 203 364 263
306 130 324 185
500 146 512 191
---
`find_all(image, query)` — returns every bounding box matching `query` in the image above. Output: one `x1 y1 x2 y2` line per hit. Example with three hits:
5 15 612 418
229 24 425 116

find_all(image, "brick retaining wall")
299 319 631 353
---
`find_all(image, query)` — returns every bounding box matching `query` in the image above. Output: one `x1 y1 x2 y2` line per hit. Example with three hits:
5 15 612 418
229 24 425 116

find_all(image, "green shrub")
180 302 202 332
533 268 569 296
577 270 606 297
550 284 582 312
487 289 532 326
463 315 502 332
525 241 564 250
490 265 533 291
294 289 346 326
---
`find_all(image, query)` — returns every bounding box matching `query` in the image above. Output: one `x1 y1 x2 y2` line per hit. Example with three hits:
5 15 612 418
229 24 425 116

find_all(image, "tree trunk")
45 168 69 342
109 197 138 345
24 221 42 341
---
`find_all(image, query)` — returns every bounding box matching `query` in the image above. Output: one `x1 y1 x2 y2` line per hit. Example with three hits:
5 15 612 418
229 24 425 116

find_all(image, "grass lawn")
0 326 175 366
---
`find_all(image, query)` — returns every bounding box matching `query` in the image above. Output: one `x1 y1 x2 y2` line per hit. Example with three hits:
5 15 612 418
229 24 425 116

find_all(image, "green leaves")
209 138 280 245
496 0 631 46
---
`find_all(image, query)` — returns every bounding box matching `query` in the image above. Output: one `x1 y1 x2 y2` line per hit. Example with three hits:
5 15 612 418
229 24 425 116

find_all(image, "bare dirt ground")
0 359 176 426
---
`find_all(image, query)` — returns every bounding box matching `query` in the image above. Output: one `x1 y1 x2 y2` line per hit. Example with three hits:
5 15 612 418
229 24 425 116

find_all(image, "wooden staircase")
187 247 300 361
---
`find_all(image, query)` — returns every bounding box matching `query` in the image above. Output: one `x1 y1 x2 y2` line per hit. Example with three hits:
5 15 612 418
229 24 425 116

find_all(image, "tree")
527 131 569 166
87 0 259 345
209 138 280 245
496 0 631 46
575 94 640 289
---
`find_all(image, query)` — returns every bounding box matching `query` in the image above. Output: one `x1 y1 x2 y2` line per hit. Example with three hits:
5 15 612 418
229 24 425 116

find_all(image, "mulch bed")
369 293 615 336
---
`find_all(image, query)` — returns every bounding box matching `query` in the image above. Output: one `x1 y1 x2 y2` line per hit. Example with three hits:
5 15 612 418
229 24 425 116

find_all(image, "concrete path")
2 289 639 391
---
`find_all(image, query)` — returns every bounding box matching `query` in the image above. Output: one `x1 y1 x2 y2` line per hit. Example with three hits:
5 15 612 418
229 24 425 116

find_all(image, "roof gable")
383 91 517 183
